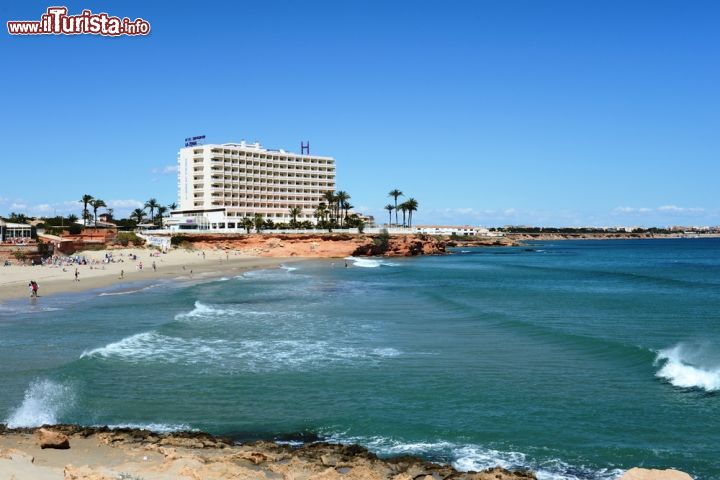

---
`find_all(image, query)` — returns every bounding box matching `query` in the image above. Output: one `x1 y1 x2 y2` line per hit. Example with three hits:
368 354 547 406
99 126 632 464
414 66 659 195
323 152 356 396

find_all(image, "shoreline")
0 425 694 480
0 247 297 303
0 424 538 480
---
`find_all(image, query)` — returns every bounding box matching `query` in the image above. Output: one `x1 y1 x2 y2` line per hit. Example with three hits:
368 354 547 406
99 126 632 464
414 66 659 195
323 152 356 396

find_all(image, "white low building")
412 225 503 237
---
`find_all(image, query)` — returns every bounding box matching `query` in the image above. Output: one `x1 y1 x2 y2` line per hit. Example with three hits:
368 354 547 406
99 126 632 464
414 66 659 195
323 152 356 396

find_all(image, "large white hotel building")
170 140 336 230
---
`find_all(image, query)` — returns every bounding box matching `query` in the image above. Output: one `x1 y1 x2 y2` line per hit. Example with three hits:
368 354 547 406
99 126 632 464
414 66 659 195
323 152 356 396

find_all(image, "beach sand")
0 247 291 303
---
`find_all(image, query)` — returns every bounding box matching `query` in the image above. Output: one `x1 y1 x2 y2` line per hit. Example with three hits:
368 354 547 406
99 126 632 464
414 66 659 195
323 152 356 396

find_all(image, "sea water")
1 239 719 479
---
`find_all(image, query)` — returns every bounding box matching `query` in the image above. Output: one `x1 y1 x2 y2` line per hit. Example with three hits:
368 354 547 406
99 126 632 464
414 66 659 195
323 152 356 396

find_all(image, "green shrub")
117 232 145 246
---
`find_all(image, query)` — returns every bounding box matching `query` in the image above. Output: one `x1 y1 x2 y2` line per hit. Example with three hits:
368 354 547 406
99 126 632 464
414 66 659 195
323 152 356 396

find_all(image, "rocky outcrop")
1 425 537 480
620 467 694 480
37 427 70 449
171 233 448 258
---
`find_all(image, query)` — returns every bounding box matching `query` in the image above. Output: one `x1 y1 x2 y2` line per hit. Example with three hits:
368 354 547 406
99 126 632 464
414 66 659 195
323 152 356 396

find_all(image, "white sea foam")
5 379 75 428
280 264 298 272
80 331 401 372
345 257 399 268
654 344 720 392
80 331 228 364
99 284 160 296
104 422 197 433
322 433 623 480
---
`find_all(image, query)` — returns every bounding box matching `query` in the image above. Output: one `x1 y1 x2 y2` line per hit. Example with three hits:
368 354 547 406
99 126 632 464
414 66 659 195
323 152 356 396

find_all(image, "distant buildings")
171 140 336 230
412 225 503 237
0 219 32 243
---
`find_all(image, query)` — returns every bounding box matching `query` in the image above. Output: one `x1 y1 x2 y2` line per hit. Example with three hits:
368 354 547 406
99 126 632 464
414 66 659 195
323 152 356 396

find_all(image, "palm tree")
67 214 79 224
242 217 254 233
322 191 336 224
253 213 264 233
80 194 94 226
335 191 350 226
89 199 106 227
156 206 168 227
384 204 394 227
106 208 114 221
405 198 419 228
343 202 354 225
289 206 302 227
144 198 159 224
388 189 403 226
314 203 328 226
130 208 145 225
168 202 178 211
398 201 408 227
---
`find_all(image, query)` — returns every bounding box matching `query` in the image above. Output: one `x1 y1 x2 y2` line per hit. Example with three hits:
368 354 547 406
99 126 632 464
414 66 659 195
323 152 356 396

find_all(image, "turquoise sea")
1 239 719 479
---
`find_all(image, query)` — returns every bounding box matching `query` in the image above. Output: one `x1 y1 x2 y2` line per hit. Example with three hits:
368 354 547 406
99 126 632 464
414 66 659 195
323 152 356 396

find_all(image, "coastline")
0 247 294 303
0 425 537 480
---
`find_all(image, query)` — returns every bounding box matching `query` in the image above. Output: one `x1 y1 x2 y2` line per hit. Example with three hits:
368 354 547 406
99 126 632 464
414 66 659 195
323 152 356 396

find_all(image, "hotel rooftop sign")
184 135 206 147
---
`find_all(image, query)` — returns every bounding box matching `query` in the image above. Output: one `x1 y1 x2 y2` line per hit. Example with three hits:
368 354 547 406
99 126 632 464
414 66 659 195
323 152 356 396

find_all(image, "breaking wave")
79 331 400 372
345 257 400 268
322 433 623 480
5 379 75 428
654 343 720 392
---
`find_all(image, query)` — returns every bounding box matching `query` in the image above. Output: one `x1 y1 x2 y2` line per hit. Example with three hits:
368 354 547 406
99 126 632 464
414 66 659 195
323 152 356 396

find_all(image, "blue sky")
1 0 718 227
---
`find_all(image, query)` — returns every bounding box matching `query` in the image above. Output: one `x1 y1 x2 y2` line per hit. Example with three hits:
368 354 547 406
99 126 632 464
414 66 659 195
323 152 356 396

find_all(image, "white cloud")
151 165 178 175
107 199 144 209
614 205 705 215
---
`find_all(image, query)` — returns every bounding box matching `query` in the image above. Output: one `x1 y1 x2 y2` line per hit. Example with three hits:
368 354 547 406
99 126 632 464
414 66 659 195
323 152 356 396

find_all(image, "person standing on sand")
119 269 124 279
74 268 79 282
152 261 157 272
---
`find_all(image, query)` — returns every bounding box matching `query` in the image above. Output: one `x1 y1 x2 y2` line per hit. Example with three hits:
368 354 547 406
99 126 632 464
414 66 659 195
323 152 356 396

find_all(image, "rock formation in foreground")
0 425 535 480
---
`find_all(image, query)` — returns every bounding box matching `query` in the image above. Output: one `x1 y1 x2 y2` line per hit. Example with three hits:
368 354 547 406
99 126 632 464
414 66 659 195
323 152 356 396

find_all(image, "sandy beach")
0 247 291 303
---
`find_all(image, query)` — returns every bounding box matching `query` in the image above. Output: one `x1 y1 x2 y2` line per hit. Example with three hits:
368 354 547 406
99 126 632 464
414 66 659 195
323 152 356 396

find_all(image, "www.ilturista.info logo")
7 6 150 36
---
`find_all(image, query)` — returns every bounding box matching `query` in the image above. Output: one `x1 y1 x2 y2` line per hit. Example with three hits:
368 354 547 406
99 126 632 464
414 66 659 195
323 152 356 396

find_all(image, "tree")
388 189 403 226
8 212 28 223
80 194 94 226
343 202 354 225
82 210 93 226
335 191 350 226
242 217 254 233
144 198 159 224
89 199 107 227
398 202 408 227
384 204 394 227
130 208 145 225
253 213 264 233
156 205 168 227
314 203 328 226
289 206 302 227
106 208 114 221
405 198 418 228
168 202 178 210
67 214 79 224
322 191 336 224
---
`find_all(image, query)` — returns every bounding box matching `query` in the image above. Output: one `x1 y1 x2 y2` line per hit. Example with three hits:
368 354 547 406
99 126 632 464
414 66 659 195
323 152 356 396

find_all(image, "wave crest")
655 344 720 392
5 379 75 428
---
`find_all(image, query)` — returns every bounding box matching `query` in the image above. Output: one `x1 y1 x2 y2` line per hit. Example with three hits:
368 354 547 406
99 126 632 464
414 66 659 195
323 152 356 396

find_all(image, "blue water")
1 239 719 479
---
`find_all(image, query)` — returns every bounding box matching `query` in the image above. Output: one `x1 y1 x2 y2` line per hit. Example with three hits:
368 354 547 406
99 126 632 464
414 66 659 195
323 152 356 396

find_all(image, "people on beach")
28 280 38 297
119 269 124 279
74 268 79 282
